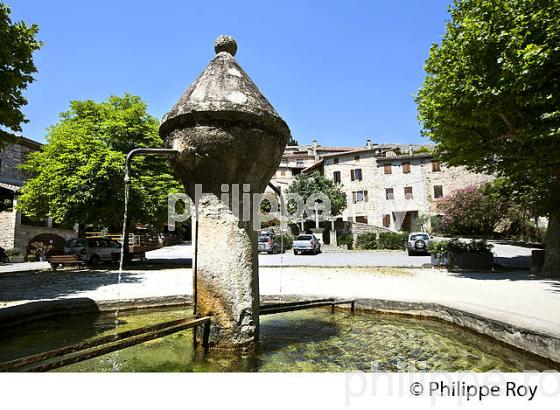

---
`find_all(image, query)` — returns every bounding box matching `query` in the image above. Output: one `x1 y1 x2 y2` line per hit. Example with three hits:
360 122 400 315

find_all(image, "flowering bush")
436 185 505 235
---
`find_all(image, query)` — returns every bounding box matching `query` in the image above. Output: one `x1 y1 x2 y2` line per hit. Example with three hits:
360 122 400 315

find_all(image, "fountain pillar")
159 36 290 349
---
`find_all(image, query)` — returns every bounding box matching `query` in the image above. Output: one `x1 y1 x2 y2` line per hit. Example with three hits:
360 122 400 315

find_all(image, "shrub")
429 239 493 255
428 240 449 255
29 241 53 257
356 233 377 249
378 232 407 250
5 248 22 257
337 233 353 250
273 234 293 250
26 254 38 262
430 215 444 234
436 185 505 235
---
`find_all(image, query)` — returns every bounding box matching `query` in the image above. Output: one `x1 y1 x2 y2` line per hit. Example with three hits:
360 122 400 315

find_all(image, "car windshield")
410 234 429 240
258 236 271 242
296 235 313 241
67 238 85 247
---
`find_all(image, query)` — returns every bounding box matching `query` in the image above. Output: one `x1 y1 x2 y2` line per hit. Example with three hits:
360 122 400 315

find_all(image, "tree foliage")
416 0 560 215
0 3 41 143
286 171 347 219
17 94 182 229
416 0 560 274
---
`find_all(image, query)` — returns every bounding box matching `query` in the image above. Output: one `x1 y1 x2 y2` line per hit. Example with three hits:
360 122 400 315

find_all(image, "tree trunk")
542 209 560 277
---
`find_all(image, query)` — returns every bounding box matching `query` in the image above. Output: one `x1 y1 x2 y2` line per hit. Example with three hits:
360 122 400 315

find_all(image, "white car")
292 234 321 255
65 238 121 264
407 232 431 256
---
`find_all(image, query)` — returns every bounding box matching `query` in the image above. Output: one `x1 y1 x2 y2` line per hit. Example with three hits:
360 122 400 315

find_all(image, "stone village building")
0 137 77 254
270 139 493 232
0 135 493 254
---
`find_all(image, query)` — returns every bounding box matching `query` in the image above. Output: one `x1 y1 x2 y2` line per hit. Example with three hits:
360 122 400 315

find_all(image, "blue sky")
9 0 451 146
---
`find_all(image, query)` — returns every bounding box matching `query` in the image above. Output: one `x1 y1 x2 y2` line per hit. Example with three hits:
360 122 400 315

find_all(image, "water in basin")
0 307 555 372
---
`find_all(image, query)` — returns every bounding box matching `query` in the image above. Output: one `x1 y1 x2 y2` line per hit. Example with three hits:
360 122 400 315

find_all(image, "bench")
47 255 86 271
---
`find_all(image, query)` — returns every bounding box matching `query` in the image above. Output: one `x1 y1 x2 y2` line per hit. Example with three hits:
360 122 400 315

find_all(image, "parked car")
64 238 121 264
407 232 431 256
292 234 321 255
258 231 282 254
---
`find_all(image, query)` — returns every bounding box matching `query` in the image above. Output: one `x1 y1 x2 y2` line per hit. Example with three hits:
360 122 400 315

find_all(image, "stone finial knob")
214 35 237 56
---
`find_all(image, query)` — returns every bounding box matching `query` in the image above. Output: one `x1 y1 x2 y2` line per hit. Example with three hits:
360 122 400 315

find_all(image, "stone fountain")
159 35 291 349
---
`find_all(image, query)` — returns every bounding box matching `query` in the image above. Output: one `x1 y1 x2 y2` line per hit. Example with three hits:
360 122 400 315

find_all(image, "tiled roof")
374 152 433 162
301 159 324 174
0 182 22 192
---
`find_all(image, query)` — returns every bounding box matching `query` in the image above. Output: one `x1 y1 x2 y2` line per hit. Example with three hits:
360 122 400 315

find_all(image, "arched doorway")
27 233 67 257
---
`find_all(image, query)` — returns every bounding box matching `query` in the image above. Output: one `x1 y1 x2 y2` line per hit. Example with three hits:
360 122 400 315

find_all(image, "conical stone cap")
160 35 290 140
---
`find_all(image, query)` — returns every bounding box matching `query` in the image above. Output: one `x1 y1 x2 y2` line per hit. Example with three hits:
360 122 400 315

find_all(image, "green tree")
416 0 560 275
286 171 347 221
0 3 41 144
17 94 182 230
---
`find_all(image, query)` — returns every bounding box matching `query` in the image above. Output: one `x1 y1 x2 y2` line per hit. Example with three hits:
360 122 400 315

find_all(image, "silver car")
407 232 431 256
258 233 283 254
292 234 321 255
65 238 121 264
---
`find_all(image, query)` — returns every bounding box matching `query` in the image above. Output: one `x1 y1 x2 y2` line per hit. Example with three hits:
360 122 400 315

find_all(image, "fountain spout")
159 35 291 349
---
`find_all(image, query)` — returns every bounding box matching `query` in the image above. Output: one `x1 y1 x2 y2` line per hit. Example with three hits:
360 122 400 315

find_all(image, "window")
355 216 368 224
280 169 286 176
333 171 341 184
433 185 443 199
384 164 392 174
385 188 394 200
402 162 411 174
352 190 368 203
350 168 363 181
354 155 360 162
382 214 391 227
432 160 441 172
333 158 339 164
296 159 304 167
404 186 413 199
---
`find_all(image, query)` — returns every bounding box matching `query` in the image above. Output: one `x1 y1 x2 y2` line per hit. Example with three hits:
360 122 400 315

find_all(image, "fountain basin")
0 302 558 372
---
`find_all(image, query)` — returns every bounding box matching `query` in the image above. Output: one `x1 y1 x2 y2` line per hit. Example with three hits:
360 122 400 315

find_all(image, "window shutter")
350 169 355 181
364 190 368 202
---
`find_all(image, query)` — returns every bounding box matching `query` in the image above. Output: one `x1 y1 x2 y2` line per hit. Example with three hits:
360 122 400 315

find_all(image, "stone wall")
0 141 37 185
349 222 391 247
0 210 76 252
0 211 16 249
323 151 378 223
15 223 76 253
321 152 494 231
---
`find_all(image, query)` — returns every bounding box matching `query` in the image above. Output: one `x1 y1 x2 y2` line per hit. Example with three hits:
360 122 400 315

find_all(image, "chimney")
366 139 372 149
312 139 319 162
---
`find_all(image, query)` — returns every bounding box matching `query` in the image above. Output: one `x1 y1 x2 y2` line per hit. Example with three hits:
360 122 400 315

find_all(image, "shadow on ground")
0 269 143 302
127 258 192 270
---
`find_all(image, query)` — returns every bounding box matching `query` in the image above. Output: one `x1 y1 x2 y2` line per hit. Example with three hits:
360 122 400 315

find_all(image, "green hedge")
273 234 293 250
356 233 377 249
428 239 493 254
337 233 353 250
356 232 407 250
378 232 407 250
